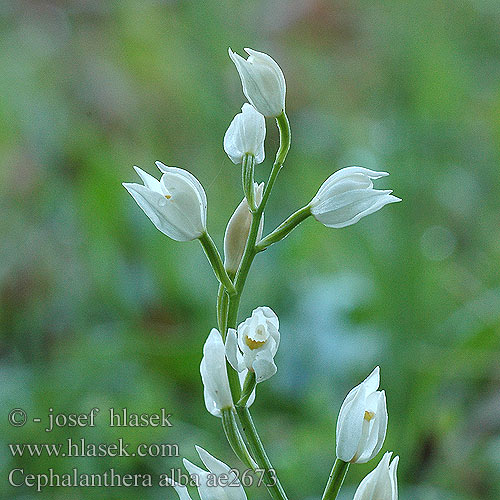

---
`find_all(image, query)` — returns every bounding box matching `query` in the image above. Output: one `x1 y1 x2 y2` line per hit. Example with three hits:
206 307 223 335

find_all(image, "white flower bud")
169 446 247 500
224 103 266 164
310 167 400 228
228 47 286 117
353 452 399 500
223 183 264 273
200 329 233 417
123 161 207 241
225 306 280 384
336 366 388 464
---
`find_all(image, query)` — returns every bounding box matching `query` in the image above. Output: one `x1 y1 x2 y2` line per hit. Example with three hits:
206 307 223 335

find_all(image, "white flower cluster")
122 46 402 500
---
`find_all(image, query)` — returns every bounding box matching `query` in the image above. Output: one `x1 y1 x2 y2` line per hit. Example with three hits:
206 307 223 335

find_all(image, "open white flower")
226 306 280 384
200 329 233 417
228 48 286 117
336 366 387 464
224 183 264 273
224 103 266 164
123 162 207 241
310 167 400 228
169 446 247 500
353 452 399 500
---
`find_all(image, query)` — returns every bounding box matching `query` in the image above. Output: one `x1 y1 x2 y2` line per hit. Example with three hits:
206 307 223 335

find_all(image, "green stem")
199 232 237 295
321 459 350 500
233 111 292 295
259 112 290 210
236 406 289 500
220 111 292 500
242 153 257 212
256 205 311 252
221 408 257 470
237 371 256 406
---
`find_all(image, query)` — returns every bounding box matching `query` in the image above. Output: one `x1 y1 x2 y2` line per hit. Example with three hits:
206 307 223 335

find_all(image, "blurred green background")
1 0 500 498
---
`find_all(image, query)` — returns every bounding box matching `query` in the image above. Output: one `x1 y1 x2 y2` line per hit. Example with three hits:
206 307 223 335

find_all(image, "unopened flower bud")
228 47 286 118
224 183 264 273
224 103 266 165
169 446 247 500
336 366 388 463
200 329 233 417
353 452 399 500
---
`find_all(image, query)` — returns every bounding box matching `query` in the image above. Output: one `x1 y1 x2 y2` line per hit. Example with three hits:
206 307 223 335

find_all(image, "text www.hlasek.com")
9 439 179 458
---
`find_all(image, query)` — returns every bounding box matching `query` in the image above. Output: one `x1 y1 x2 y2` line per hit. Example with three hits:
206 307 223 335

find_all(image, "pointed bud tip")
155 161 169 173
132 165 145 177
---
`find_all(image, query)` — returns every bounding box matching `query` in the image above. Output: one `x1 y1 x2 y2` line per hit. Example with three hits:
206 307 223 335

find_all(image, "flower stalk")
242 153 257 212
217 111 292 500
321 459 350 500
256 205 311 251
236 406 289 500
199 232 237 295
221 408 257 470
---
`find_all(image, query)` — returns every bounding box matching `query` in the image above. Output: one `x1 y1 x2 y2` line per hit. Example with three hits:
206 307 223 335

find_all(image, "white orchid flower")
228 48 286 117
224 103 266 165
200 329 233 417
169 446 247 500
336 366 388 463
353 452 399 500
226 306 280 384
310 167 400 229
123 161 207 241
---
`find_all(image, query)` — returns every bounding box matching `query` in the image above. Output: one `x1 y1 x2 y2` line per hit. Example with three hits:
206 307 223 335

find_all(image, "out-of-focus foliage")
1 1 500 499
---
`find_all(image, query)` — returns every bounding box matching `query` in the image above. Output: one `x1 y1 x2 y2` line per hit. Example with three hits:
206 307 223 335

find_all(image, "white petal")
224 195 253 273
353 452 393 500
315 167 389 199
259 306 279 331
194 447 247 500
361 366 380 393
372 390 388 460
195 446 230 475
168 480 193 500
225 329 245 372
312 190 400 228
390 455 399 500
252 353 277 383
159 168 207 236
336 384 368 462
371 453 394 498
310 168 400 229
229 47 285 117
156 161 208 218
123 182 195 241
133 166 162 192
223 104 266 165
200 329 233 417
183 458 208 480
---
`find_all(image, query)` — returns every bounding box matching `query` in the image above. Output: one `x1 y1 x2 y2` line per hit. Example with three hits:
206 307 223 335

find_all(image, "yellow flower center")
364 410 375 421
245 335 266 350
